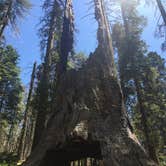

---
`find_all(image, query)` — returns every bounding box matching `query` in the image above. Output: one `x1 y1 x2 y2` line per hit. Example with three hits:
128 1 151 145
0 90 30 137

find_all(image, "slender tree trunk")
0 85 7 124
78 160 80 166
156 0 166 25
22 121 30 159
93 159 97 166
26 113 36 156
84 159 87 166
5 119 15 152
0 84 8 112
0 96 5 122
0 23 7 40
18 62 36 160
0 97 4 112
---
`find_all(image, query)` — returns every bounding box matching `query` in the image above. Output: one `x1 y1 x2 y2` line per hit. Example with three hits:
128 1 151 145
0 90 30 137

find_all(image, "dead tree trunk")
57 0 74 77
18 62 36 160
23 0 157 165
156 0 166 25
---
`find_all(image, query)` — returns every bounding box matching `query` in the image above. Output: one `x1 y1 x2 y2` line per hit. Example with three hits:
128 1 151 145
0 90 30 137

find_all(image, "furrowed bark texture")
23 0 157 165
58 0 74 74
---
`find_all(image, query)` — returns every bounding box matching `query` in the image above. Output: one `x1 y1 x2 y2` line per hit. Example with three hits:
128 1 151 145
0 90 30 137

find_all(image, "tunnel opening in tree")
39 136 102 166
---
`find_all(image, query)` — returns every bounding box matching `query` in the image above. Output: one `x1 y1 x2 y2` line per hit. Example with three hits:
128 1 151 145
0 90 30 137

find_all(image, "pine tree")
0 45 23 153
133 52 166 164
112 0 165 163
111 1 158 162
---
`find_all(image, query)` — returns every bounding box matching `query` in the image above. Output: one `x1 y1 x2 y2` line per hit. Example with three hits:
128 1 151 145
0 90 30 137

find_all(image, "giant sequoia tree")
115 0 158 162
32 0 64 149
112 0 166 163
23 0 157 166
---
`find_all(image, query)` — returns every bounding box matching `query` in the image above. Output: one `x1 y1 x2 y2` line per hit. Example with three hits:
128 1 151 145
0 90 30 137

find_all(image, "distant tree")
112 0 161 163
0 45 23 152
133 52 166 164
143 0 166 51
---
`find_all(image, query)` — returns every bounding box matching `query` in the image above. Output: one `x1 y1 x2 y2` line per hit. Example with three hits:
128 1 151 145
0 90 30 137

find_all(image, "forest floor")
0 152 166 166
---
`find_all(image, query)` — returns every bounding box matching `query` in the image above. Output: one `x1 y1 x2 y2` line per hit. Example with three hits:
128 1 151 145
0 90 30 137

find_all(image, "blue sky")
4 0 165 86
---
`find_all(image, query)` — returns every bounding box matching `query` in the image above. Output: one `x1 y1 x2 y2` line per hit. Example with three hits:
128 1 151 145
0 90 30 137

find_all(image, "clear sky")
4 0 165 86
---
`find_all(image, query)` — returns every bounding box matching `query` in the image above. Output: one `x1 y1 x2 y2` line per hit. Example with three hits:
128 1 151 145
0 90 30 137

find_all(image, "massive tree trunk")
32 0 59 149
18 62 36 160
23 0 157 165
